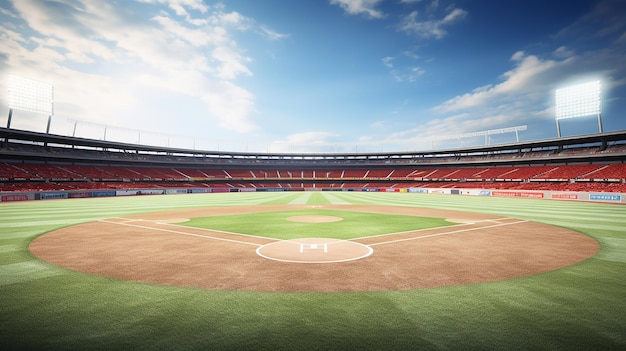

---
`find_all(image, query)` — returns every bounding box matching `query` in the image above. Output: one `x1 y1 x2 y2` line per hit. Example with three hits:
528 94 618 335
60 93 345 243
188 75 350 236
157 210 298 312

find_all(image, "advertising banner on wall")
188 188 211 193
116 189 166 196
1 194 32 202
92 191 117 197
551 193 579 200
211 188 230 193
491 190 544 198
589 193 622 202
165 189 188 194
451 189 491 196
69 192 92 198
38 192 69 200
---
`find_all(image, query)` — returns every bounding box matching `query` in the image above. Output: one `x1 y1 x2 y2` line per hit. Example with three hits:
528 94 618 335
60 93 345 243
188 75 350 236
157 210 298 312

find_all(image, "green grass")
181 209 454 239
1 192 626 350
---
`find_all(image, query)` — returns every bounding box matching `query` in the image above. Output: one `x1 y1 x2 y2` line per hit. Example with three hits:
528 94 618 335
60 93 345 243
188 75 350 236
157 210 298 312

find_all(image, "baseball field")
1 191 625 350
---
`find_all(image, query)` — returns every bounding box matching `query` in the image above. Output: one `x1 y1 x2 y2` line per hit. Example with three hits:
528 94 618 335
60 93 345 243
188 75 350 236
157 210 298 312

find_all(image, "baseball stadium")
2 1 626 349
1 123 626 350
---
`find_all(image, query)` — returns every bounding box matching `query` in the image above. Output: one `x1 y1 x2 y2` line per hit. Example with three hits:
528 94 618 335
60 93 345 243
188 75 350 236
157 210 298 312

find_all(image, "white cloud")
267 131 342 153
260 25 289 41
136 0 210 19
217 10 250 28
401 49 420 60
285 131 341 145
152 15 229 47
382 56 394 68
510 50 525 62
406 66 425 81
211 46 253 80
398 7 467 39
434 52 560 114
0 25 24 44
388 66 424 83
382 55 424 82
365 1 626 149
353 111 526 152
329 0 385 19
2 0 262 134
556 0 626 41
370 51 586 148
201 81 257 132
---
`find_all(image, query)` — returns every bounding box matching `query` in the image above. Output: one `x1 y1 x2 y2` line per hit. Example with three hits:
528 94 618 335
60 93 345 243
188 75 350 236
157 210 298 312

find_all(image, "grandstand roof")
0 128 626 166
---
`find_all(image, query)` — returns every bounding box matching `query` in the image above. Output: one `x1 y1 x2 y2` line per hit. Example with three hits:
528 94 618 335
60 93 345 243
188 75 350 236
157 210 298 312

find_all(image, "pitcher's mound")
257 238 373 263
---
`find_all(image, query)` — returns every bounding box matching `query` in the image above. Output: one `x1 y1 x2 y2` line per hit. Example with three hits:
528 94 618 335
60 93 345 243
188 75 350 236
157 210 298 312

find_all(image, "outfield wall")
1 187 624 204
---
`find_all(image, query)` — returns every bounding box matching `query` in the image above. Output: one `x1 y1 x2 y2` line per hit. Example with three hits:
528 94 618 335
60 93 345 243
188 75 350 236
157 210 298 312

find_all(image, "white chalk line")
100 218 363 263
99 217 528 253
350 217 516 241
103 217 280 243
279 238 348 247
367 219 529 246
158 221 281 242
256 241 374 264
98 219 263 247
300 243 327 253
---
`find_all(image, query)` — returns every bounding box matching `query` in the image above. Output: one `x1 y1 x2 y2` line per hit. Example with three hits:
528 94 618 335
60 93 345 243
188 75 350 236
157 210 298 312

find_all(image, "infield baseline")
98 217 531 262
98 218 266 247
365 219 529 246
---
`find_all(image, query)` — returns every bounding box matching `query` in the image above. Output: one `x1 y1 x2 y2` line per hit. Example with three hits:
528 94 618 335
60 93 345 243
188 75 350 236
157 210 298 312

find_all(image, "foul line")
105 217 280 242
351 217 515 241
159 222 281 242
367 220 529 246
98 219 262 247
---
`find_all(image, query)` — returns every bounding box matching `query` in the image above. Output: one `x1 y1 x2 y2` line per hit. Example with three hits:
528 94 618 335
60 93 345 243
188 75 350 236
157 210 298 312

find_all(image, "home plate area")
257 238 373 263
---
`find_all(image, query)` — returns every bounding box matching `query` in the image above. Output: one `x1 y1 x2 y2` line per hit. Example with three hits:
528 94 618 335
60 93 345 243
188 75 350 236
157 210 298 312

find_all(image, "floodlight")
555 80 601 120
554 80 602 137
7 74 54 115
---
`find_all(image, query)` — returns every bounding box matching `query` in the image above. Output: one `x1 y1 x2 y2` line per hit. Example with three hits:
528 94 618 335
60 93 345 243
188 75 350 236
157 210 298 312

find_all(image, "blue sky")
1 0 625 153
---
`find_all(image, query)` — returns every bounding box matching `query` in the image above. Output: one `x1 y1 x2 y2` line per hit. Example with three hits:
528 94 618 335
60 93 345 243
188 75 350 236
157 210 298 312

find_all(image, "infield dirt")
29 204 599 292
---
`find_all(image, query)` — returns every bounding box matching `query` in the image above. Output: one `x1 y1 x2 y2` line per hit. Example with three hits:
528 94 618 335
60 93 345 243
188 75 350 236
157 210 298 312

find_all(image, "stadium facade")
1 127 625 203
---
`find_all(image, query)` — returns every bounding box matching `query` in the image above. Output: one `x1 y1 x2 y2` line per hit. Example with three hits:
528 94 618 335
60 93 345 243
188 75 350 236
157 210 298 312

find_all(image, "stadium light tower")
7 74 54 133
555 80 602 137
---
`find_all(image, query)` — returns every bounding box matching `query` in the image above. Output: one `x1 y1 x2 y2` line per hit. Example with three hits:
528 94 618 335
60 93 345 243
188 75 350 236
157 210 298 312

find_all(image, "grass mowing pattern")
1 192 625 350
181 209 454 240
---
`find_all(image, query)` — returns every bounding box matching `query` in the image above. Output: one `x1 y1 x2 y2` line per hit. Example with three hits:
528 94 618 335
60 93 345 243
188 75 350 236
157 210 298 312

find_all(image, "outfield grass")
1 192 625 350
182 209 455 239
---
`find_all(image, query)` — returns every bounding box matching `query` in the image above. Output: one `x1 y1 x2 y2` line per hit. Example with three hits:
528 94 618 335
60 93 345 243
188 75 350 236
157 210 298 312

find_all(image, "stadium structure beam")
6 108 12 129
430 125 527 148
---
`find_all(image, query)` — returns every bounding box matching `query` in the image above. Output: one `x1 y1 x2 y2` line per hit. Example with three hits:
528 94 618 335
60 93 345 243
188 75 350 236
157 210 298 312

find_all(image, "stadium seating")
1 160 624 193
0 163 34 179
472 167 518 179
8 164 77 179
532 164 604 180
364 169 395 178
580 164 626 180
